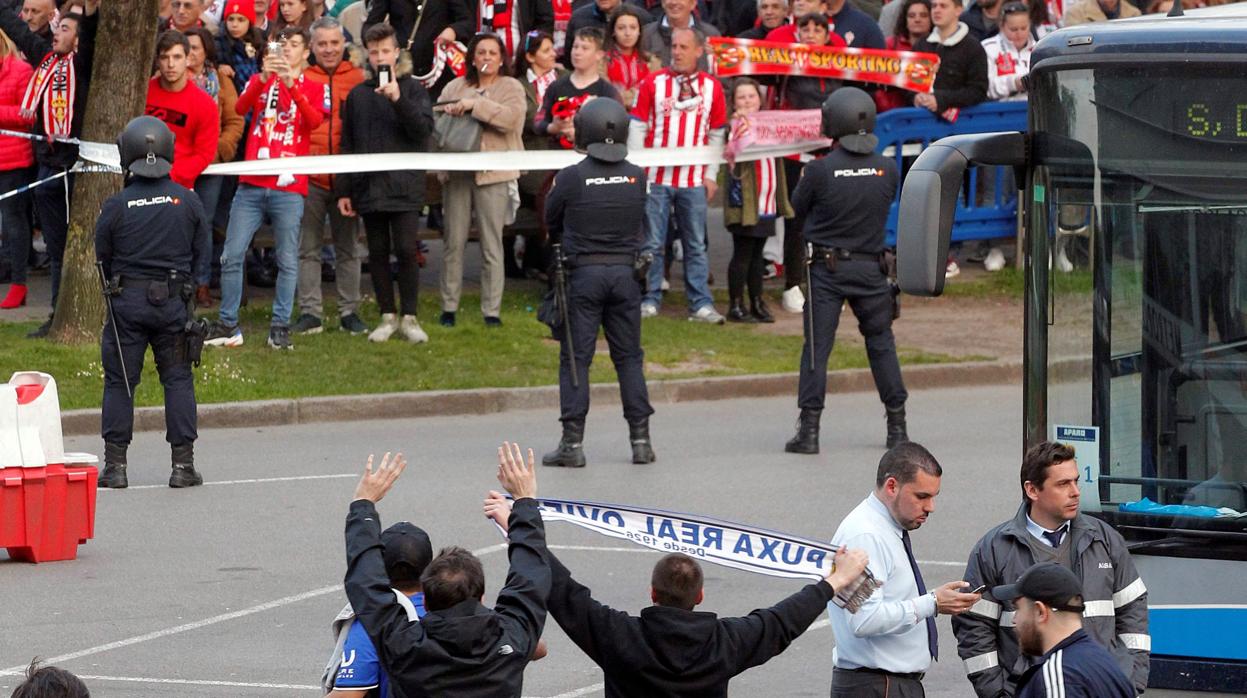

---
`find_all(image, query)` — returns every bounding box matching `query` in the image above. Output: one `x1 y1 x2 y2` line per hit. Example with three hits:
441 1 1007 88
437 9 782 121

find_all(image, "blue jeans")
218 184 304 328
192 174 224 286
643 184 712 312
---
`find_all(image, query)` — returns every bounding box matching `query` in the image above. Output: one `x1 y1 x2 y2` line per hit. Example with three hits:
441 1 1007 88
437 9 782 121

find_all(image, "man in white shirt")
828 442 982 697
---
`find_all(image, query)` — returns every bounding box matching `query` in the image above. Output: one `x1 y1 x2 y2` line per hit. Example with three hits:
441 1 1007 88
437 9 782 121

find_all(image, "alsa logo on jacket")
126 195 181 208
833 168 885 178
585 175 637 186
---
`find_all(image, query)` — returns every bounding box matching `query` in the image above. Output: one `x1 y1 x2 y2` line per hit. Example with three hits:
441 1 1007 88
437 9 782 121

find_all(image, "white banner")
522 496 880 612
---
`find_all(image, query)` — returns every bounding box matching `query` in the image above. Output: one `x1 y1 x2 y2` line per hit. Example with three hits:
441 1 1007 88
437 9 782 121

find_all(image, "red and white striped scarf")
21 51 76 142
528 67 558 107
479 0 517 57
755 157 777 217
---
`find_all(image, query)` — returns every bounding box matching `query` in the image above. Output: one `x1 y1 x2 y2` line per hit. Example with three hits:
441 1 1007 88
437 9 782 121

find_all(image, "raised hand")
352 451 407 503
497 441 537 500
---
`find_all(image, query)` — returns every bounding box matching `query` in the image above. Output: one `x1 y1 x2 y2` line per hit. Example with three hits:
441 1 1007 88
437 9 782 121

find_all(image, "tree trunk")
50 0 159 344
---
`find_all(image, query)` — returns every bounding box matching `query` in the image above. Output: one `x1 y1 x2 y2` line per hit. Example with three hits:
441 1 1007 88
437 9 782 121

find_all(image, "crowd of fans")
0 0 1220 341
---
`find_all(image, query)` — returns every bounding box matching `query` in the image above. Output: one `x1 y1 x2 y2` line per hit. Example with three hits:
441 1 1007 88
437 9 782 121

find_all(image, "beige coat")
1063 0 1140 25
439 75 527 186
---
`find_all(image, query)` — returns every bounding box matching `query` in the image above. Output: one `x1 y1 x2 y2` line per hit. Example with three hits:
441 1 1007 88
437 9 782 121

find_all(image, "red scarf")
607 49 649 93
21 51 76 142
553 0 571 55
479 0 516 57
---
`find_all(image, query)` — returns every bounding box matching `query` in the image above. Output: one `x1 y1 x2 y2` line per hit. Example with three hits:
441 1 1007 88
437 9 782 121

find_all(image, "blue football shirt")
334 591 426 695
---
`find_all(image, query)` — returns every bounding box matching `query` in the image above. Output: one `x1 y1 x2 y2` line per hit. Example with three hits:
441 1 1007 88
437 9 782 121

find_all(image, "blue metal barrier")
877 102 1028 246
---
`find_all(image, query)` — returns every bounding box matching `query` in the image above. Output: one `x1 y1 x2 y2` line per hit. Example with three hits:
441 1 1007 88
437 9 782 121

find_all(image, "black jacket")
94 176 211 283
336 65 434 214
546 551 836 697
564 2 652 57
1017 629 1135 698
0 1 98 169
546 156 647 256
344 498 551 698
363 0 475 91
961 4 1000 42
912 23 988 112
792 147 898 254
712 0 757 38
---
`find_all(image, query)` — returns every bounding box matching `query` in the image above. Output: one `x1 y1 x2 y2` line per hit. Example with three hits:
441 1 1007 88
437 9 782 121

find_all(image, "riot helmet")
118 115 175 178
821 87 878 155
573 98 629 163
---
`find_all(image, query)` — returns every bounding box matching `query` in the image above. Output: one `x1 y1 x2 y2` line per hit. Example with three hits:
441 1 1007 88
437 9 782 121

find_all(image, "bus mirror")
897 132 1026 296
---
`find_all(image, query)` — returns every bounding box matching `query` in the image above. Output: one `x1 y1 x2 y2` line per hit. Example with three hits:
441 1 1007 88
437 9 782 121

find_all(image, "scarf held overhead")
709 37 939 93
521 497 881 612
21 51 76 141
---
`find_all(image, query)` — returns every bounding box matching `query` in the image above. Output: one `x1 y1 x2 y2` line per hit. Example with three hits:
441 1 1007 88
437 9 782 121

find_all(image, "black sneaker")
291 313 323 335
339 312 368 335
267 325 293 350
484 316 503 328
204 321 243 347
26 316 52 339
439 311 456 327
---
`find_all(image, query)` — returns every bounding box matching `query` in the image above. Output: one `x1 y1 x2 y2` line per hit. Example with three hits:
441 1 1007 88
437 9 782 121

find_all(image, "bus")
895 5 1247 693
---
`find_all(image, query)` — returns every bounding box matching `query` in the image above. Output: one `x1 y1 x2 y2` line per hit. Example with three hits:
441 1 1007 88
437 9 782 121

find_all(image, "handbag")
433 111 483 152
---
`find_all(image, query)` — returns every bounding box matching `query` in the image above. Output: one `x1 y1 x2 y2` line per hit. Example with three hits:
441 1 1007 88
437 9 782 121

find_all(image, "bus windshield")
1032 64 1247 553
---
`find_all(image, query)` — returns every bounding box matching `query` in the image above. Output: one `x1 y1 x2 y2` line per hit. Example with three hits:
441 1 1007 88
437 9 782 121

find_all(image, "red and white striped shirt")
755 157 778 217
631 69 727 188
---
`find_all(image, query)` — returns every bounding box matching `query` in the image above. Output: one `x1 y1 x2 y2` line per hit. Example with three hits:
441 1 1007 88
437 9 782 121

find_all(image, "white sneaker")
689 305 725 324
672 240 683 262
781 286 805 314
1055 248 1074 273
660 278 670 291
984 247 1006 272
399 315 429 344
369 313 399 342
640 302 658 318
946 260 961 278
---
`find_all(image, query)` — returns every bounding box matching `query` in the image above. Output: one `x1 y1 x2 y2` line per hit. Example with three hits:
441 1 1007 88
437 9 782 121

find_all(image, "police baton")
552 244 578 388
96 261 132 399
804 243 815 372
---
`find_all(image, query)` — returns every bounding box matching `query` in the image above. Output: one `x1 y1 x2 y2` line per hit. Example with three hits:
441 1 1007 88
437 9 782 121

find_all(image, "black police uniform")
791 147 908 430
545 157 654 442
97 177 211 461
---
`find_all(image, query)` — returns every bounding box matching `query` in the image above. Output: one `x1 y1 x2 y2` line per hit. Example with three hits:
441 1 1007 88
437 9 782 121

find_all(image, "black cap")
381 522 433 587
992 562 1085 612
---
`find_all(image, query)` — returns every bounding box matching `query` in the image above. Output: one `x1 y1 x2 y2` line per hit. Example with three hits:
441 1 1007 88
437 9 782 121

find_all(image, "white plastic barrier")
1 372 66 468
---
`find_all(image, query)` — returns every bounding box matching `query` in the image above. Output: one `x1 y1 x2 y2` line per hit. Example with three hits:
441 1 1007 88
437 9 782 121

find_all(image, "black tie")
1042 526 1066 548
902 530 938 660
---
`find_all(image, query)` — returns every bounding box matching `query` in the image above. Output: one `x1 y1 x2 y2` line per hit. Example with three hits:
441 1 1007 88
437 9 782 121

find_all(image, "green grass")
0 286 960 410
940 267 1093 298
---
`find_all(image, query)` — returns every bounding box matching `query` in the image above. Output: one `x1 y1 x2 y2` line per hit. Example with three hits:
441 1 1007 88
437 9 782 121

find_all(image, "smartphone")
964 583 988 595
378 64 393 88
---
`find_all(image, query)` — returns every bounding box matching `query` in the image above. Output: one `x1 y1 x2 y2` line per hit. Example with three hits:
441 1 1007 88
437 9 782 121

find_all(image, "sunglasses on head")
1002 2 1028 12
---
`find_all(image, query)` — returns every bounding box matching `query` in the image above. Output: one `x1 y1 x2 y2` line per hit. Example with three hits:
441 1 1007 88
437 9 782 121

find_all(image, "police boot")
886 406 909 450
98 442 128 489
169 442 204 488
727 297 754 323
784 409 821 454
542 421 587 468
628 419 656 464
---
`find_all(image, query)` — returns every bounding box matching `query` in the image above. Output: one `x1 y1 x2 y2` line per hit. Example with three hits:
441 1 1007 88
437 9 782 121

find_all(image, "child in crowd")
605 5 653 108
216 0 265 95
536 27 620 148
721 78 791 324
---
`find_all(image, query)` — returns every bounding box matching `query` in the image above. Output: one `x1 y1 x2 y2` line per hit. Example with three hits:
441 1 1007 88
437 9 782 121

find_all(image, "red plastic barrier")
1 464 97 563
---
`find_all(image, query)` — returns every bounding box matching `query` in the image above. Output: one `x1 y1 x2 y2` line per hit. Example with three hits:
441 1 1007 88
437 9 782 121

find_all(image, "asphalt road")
0 385 1211 696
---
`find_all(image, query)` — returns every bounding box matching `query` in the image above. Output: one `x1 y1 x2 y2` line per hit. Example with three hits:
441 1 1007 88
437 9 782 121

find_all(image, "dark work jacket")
546 551 837 697
0 2 98 169
792 147 898 254
1016 630 1135 698
912 23 988 112
364 0 475 85
962 3 1000 42
94 176 211 284
546 156 647 257
336 67 434 214
344 498 550 698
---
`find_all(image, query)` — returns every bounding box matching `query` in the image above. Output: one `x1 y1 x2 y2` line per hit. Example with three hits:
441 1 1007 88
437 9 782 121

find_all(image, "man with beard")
992 563 1134 698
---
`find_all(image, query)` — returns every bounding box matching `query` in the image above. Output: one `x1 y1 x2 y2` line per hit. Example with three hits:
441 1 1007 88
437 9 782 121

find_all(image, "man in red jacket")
145 30 220 190
204 26 325 350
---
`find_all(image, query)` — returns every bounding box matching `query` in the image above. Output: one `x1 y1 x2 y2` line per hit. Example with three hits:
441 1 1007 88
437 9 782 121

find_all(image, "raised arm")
490 443 552 658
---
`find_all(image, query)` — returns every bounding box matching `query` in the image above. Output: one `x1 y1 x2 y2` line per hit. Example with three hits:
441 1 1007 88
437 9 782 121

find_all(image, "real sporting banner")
521 496 880 612
709 37 940 93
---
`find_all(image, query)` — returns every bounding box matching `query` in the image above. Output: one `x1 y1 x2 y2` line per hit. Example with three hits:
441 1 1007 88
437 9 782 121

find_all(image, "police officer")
97 116 211 489
541 98 656 468
785 87 909 455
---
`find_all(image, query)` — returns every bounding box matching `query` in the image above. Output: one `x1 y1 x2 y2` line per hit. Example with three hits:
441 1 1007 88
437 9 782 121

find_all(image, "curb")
59 359 1022 437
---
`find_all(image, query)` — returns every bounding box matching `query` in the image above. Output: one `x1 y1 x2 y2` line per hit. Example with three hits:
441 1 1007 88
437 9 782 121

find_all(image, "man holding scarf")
0 0 98 338
205 26 325 350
